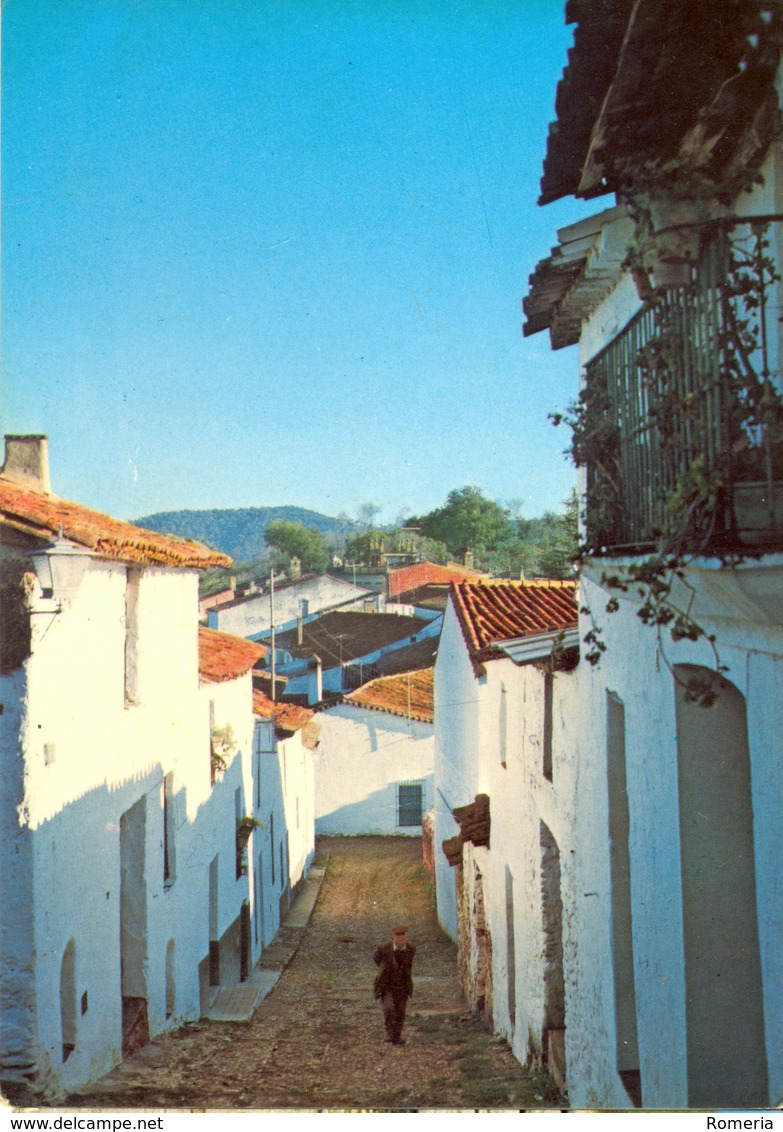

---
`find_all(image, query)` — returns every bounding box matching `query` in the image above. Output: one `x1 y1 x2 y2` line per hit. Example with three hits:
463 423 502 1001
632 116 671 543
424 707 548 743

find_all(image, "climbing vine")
552 218 783 703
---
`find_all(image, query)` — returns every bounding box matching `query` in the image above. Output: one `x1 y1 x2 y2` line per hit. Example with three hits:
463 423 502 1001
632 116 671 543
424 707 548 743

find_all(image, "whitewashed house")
433 579 578 1088
250 689 317 949
207 573 377 639
0 435 240 1100
523 1 783 1109
196 627 266 994
312 669 434 836
263 608 441 703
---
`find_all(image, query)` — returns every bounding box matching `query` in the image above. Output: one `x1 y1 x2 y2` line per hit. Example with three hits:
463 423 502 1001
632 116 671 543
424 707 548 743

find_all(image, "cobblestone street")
62 837 563 1112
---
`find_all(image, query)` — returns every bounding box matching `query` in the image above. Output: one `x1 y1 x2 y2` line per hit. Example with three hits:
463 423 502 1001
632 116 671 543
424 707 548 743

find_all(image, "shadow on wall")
0 732 304 1102
315 779 430 837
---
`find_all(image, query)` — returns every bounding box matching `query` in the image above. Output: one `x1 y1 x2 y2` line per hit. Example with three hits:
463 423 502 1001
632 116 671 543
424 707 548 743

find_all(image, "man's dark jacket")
373 942 415 1000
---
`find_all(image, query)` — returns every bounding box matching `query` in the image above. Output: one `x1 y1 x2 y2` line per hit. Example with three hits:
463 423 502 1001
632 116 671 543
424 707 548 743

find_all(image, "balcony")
582 220 783 555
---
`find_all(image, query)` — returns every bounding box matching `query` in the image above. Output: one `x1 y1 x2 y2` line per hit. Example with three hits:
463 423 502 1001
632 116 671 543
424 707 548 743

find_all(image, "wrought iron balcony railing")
583 219 783 554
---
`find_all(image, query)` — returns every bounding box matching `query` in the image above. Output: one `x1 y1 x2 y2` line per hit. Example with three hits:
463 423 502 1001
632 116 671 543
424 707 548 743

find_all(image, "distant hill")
133 506 349 563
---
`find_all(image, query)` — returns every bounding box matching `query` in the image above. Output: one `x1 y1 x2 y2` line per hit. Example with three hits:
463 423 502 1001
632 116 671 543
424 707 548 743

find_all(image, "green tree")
412 486 512 558
536 489 579 579
264 520 330 574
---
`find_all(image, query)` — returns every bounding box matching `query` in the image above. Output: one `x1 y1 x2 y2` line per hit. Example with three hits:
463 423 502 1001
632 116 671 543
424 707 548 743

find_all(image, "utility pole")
270 569 277 700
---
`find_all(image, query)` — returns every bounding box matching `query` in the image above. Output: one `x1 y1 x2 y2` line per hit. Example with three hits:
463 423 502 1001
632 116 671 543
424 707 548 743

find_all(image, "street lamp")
30 532 91 608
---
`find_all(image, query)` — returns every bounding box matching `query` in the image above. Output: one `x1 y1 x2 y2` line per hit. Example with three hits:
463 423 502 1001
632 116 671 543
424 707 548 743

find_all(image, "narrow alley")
63 837 563 1111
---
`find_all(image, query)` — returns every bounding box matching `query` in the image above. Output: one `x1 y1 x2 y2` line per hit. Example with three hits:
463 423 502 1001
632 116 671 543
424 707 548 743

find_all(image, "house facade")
263 609 441 703
207 573 377 640
197 627 266 997
0 435 318 1102
312 669 434 836
433 579 578 1088
524 1 783 1109
0 436 237 1099
250 691 317 948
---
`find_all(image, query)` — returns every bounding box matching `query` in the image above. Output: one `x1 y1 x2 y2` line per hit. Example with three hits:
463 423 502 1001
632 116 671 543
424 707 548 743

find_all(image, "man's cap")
392 924 408 935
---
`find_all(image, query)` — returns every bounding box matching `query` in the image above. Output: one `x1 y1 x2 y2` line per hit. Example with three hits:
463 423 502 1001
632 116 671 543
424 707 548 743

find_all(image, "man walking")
373 924 415 1045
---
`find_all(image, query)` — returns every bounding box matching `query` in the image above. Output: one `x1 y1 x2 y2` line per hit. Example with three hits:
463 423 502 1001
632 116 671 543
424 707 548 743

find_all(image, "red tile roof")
388 561 485 600
451 579 578 665
345 668 434 724
0 479 232 570
252 688 314 736
443 793 491 867
199 627 266 683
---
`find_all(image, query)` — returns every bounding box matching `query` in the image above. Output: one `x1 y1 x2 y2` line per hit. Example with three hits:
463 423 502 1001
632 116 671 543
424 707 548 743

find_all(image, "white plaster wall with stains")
564 565 783 1109
0 559 263 1098
311 704 433 836
433 600 486 940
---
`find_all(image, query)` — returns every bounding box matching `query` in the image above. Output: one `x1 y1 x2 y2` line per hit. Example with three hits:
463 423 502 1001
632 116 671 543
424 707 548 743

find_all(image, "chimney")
309 655 323 706
297 615 303 646
1 435 51 494
464 550 474 571
290 555 301 579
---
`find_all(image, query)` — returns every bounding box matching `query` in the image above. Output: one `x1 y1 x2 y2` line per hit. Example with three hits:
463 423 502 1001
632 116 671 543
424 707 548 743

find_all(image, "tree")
536 489 579 579
356 501 382 530
413 486 512 558
264 520 330 574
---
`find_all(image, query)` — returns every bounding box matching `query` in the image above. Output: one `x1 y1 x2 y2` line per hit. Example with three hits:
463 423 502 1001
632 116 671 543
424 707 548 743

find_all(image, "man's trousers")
381 989 409 1043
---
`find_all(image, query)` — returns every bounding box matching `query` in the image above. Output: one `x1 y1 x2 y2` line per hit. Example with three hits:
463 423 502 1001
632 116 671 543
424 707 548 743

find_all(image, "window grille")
397 781 423 827
584 221 782 551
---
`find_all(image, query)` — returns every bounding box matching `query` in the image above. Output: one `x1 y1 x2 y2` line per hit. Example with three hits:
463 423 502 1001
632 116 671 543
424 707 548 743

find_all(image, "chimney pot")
1 435 52 494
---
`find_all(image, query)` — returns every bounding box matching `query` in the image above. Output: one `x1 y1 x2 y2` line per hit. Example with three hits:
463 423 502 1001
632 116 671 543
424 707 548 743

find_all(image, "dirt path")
64 837 563 1111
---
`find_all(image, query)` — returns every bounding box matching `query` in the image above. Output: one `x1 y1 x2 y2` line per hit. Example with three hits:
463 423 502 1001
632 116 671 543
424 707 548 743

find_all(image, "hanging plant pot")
632 194 723 294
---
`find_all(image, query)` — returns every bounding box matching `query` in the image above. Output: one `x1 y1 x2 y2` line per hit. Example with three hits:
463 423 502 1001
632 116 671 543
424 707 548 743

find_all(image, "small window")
60 940 77 1062
397 782 423 827
163 774 176 886
543 672 554 782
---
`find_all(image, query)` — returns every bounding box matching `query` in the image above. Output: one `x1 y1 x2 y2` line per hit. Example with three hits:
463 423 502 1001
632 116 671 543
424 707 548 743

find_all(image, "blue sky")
3 0 598 524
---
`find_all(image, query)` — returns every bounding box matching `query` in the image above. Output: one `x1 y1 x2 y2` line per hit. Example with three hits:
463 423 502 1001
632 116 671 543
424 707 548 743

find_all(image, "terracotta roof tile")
199 627 266 683
451 579 577 664
0 479 231 570
442 793 491 867
388 561 486 600
252 688 314 735
345 668 434 724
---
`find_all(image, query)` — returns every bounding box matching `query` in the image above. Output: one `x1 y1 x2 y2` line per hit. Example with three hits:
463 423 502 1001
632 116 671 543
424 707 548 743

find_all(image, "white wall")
251 721 315 952
1 559 262 1099
563 564 783 1109
209 575 371 639
433 601 486 939
312 704 433 836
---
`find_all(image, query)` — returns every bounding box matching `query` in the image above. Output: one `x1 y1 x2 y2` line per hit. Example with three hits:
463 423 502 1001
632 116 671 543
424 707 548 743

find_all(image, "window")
543 672 553 782
397 782 423 827
60 940 77 1062
165 940 176 1020
163 774 176 886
